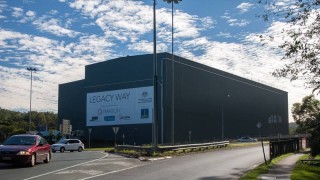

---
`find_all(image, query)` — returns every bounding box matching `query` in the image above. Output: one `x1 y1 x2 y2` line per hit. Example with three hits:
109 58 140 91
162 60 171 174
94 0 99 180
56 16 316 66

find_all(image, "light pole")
164 0 182 55
152 0 158 153
164 0 182 145
27 67 37 132
221 94 230 140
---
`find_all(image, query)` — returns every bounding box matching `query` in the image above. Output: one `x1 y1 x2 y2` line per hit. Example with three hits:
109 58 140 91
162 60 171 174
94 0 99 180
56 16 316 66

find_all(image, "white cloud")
128 40 153 53
12 7 23 18
0 29 115 112
0 1 7 14
33 17 81 37
127 40 167 53
236 3 253 13
49 10 59 15
222 14 250 27
81 22 96 27
217 32 233 38
170 11 200 38
69 0 211 43
10 9 37 23
230 19 250 27
26 10 36 17
200 16 215 29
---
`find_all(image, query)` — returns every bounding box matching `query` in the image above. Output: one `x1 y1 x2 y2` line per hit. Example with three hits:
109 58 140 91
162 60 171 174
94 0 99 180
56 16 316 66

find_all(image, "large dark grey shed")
58 53 288 146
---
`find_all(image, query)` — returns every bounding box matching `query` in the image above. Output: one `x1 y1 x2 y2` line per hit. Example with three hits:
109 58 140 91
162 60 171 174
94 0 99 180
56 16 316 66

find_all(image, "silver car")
237 137 257 142
51 139 84 153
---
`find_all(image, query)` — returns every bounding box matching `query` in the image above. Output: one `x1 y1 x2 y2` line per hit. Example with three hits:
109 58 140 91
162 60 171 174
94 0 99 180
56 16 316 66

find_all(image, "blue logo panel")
104 116 115 121
141 109 149 119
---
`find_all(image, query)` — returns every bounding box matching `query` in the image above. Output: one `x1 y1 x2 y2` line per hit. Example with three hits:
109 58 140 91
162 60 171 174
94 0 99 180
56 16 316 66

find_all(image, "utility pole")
152 0 158 154
27 67 37 132
164 0 182 145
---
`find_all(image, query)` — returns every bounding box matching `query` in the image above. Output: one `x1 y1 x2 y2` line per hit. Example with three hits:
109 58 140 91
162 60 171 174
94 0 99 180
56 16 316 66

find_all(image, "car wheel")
44 152 51 163
52 150 56 153
28 154 36 167
60 147 65 153
78 147 83 152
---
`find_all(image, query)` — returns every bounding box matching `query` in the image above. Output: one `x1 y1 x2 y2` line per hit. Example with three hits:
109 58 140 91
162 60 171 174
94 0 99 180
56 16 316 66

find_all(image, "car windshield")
3 136 36 145
58 139 68 144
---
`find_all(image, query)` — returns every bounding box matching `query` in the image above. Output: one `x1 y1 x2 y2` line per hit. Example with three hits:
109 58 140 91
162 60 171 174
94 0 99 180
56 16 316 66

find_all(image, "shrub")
310 137 320 156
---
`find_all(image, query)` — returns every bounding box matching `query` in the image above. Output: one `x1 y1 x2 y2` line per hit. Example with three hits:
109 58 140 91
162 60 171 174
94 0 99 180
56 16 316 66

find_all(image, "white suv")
51 139 84 153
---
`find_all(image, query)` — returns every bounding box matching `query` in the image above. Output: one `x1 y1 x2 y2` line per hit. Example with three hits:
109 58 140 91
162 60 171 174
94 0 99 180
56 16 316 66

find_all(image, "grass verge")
240 153 293 180
84 142 261 158
228 142 262 148
291 154 320 180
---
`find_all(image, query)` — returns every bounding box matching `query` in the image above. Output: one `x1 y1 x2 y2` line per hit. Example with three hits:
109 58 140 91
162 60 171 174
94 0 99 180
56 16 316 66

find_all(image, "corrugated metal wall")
58 53 289 146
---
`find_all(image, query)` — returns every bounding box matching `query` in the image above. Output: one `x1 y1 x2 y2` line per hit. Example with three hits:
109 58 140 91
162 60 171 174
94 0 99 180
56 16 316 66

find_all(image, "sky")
0 0 313 122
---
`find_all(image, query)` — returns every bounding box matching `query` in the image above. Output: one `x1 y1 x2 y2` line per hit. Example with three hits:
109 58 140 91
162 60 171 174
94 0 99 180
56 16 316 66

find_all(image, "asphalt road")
0 145 269 180
97 145 270 180
0 151 108 180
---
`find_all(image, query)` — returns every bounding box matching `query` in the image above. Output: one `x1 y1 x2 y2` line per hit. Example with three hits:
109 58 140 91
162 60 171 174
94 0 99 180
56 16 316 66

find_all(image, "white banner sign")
86 86 153 126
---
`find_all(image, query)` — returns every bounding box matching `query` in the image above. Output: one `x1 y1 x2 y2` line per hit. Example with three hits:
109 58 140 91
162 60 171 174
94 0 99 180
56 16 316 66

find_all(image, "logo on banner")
142 91 148 97
90 116 99 121
104 116 115 121
119 115 130 120
141 109 149 119
138 91 152 103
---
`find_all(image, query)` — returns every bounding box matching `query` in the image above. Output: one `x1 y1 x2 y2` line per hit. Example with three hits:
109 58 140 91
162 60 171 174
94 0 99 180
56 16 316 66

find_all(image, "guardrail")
115 141 230 154
300 159 320 165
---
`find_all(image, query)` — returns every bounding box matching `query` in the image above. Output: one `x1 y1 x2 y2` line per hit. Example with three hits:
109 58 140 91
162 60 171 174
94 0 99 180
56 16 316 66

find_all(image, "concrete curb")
139 156 172 161
106 151 172 161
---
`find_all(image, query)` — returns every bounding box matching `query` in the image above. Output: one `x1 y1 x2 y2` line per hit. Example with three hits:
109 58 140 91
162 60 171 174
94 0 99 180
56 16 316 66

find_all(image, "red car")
0 134 51 167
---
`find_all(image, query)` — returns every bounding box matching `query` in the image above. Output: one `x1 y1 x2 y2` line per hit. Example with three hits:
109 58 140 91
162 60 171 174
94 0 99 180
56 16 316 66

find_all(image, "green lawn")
228 142 263 148
291 154 320 180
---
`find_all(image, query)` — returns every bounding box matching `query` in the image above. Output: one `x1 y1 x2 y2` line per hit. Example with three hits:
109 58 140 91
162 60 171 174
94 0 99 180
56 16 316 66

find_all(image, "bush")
310 137 320 156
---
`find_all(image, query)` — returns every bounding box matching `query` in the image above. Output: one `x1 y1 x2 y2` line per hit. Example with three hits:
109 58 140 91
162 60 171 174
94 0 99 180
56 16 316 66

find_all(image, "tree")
289 122 299 135
292 95 320 155
258 0 320 92
44 112 58 130
0 108 58 142
35 112 47 127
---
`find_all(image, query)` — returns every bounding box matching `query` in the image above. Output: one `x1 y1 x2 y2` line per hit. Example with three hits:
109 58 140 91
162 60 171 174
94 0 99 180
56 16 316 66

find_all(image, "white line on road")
23 152 109 180
78 165 142 180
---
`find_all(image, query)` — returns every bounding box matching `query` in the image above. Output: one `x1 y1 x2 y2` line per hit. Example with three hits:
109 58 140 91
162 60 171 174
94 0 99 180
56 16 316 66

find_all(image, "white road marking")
81 161 135 167
78 165 142 180
23 152 109 180
98 157 131 161
55 170 103 176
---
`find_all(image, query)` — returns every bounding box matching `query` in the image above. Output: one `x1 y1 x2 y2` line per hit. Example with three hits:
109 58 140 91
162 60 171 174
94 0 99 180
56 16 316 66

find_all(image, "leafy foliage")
291 154 320 180
0 107 57 141
289 122 299 135
258 0 320 92
292 95 320 155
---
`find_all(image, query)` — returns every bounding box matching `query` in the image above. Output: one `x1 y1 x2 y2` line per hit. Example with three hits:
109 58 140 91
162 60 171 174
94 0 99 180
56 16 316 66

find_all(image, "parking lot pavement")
24 153 147 180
